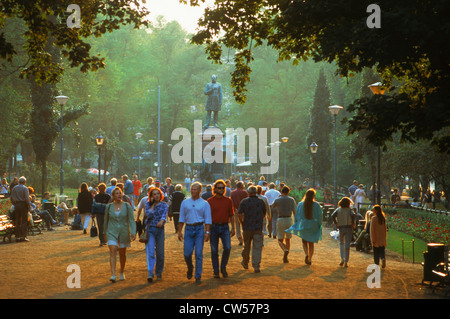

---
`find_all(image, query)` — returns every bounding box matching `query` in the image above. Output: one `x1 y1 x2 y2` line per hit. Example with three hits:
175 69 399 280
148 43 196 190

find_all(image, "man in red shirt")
230 181 248 245
132 174 142 207
207 180 235 278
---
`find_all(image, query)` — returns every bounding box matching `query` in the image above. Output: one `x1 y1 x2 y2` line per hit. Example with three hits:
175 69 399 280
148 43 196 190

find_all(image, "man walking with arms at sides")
264 183 280 238
272 186 296 263
177 182 212 284
230 181 248 245
238 186 266 273
122 175 135 210
207 180 235 278
10 176 31 242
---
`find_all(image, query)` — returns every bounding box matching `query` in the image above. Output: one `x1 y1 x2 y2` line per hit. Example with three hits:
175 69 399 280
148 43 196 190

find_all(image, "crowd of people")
3 173 389 284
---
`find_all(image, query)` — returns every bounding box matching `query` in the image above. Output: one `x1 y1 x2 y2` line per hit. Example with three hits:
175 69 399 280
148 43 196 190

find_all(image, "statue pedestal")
198 126 225 183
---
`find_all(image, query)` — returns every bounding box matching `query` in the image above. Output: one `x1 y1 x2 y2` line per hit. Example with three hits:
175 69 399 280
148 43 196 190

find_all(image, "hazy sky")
144 0 214 33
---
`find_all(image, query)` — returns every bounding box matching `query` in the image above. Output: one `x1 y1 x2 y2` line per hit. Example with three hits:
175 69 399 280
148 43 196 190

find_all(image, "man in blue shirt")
238 186 266 273
178 182 212 284
106 178 117 196
122 175 134 209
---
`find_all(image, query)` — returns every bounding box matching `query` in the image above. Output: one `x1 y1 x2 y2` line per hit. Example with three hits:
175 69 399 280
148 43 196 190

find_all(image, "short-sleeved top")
132 180 142 196
264 189 280 206
207 196 234 224
273 195 296 217
179 197 212 225
238 196 266 231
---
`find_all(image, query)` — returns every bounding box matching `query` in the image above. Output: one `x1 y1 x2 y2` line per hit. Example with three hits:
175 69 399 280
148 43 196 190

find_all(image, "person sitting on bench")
30 194 57 231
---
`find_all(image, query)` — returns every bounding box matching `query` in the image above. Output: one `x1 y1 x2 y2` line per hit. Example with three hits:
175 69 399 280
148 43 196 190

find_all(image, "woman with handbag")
144 187 168 282
104 187 136 282
93 183 111 246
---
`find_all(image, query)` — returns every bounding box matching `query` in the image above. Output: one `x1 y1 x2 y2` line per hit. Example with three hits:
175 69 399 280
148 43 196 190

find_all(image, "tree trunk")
41 160 47 197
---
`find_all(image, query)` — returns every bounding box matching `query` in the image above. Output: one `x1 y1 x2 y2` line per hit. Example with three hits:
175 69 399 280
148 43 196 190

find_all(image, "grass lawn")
387 228 428 263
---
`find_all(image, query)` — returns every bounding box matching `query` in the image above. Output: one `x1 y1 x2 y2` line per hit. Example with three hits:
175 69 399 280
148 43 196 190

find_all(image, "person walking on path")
122 175 135 209
331 197 355 267
93 183 111 246
272 186 296 263
238 186 266 273
370 205 387 268
353 184 366 212
264 182 280 238
177 182 212 284
144 187 168 282
207 179 235 278
10 176 31 242
77 182 93 235
170 184 185 233
104 187 136 282
286 188 323 265
256 185 271 236
230 181 248 245
132 174 142 207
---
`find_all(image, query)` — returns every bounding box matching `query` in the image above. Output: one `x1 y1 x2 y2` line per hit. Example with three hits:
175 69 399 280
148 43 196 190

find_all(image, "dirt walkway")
0 217 445 300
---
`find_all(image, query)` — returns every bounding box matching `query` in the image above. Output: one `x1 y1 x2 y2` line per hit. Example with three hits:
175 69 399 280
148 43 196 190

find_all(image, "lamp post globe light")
282 137 288 182
55 95 69 196
310 142 318 189
368 82 386 205
95 133 105 184
136 132 143 179
328 105 343 208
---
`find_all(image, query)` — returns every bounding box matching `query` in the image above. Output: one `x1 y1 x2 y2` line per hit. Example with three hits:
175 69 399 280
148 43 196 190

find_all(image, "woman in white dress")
353 184 366 212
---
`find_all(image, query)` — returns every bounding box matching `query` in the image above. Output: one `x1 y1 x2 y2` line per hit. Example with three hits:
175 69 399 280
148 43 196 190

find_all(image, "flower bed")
385 208 450 245
0 198 12 215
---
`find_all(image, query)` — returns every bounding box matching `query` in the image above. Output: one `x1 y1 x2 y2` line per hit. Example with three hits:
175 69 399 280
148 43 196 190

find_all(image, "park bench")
0 215 15 242
28 214 43 236
431 245 449 297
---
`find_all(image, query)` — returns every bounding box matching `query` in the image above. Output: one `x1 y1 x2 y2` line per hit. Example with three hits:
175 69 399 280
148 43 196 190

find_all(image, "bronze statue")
203 74 223 130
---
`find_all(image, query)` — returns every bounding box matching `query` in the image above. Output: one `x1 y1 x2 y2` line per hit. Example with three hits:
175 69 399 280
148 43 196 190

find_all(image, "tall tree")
306 69 332 187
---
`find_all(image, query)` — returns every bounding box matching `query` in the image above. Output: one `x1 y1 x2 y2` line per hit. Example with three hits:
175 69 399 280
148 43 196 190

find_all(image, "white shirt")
264 189 281 206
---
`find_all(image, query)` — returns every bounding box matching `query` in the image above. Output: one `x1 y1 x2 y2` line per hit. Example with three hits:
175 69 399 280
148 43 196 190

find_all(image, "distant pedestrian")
122 175 134 209
207 180 235 278
256 185 271 236
353 184 366 212
264 182 280 238
286 188 323 265
170 184 185 233
10 176 31 242
106 178 117 196
272 186 296 263
132 174 142 207
370 205 387 268
144 187 168 282
230 181 248 245
238 186 266 273
93 183 111 246
104 187 136 282
331 197 355 267
177 182 212 284
77 182 93 234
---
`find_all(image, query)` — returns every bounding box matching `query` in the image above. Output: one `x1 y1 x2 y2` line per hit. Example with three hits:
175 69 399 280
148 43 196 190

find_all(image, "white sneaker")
119 273 125 280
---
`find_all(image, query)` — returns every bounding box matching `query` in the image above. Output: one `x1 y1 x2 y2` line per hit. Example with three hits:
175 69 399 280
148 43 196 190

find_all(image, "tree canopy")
187 0 450 151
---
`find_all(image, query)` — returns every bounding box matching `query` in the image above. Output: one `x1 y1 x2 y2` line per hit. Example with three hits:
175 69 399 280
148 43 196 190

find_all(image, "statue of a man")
203 74 223 130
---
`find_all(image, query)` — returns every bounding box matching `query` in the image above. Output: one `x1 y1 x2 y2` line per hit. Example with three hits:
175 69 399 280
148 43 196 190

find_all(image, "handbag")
90 219 98 237
139 229 148 243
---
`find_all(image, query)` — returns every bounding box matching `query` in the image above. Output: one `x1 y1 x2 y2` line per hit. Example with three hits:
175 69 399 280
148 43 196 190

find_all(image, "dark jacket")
77 191 93 214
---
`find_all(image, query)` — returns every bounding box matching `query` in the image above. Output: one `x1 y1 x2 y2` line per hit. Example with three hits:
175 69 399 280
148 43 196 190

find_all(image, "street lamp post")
328 105 343 208
136 132 143 179
95 133 105 184
148 139 155 177
55 95 69 196
282 137 288 183
159 140 164 180
368 82 386 205
310 142 318 189
168 143 173 178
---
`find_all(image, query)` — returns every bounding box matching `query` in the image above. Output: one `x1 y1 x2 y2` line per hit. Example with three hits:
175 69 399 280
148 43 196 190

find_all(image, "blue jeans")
183 225 205 279
339 226 353 262
210 224 231 273
272 211 278 237
146 226 165 278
